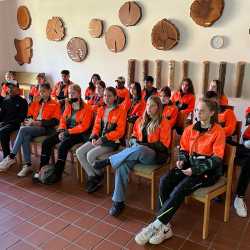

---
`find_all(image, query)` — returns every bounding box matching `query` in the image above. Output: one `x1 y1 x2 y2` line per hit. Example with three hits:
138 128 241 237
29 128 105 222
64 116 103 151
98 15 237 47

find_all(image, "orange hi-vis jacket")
91 105 126 142
219 95 228 106
162 103 178 128
59 102 93 134
85 86 95 101
171 91 195 115
87 95 104 113
141 87 158 101
51 81 74 100
116 87 131 112
243 107 250 140
180 123 225 160
1 83 8 97
132 117 171 149
28 98 60 122
128 98 146 118
218 108 237 137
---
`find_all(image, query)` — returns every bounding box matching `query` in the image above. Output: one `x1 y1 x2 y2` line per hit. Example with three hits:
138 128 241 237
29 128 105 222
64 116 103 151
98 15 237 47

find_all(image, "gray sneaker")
0 156 16 172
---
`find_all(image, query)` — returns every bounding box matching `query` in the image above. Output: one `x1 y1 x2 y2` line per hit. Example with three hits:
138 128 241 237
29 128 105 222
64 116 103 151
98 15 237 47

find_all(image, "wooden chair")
232 121 242 144
189 144 236 239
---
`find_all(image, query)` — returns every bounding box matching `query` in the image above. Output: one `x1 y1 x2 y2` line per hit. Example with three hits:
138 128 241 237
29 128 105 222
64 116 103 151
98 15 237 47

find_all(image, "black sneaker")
109 202 125 216
86 176 103 193
93 159 110 170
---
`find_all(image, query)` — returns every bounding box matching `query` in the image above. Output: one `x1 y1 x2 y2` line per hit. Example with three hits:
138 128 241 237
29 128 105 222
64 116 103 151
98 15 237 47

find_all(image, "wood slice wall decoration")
89 19 103 38
105 25 126 53
182 60 189 80
151 19 180 50
67 37 88 62
17 6 31 30
142 60 149 81
235 62 246 98
119 1 142 26
46 17 65 41
128 59 136 85
168 60 175 89
14 37 33 65
202 61 210 94
190 0 224 27
155 60 162 89
218 61 227 92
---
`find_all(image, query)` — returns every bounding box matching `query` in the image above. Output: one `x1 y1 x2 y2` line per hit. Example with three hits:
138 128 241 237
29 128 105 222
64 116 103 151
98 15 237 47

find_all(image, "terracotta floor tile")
71 200 96 213
59 225 84 242
41 236 70 250
17 206 40 220
45 203 69 216
107 228 133 246
74 215 98 230
103 214 127 227
0 215 24 231
59 195 82 207
59 209 82 223
64 244 84 250
161 235 186 250
11 221 38 238
0 232 20 249
95 240 123 250
21 192 42 204
32 198 55 210
126 238 152 250
0 194 14 207
90 221 116 238
88 206 108 219
44 218 69 234
28 212 55 227
3 200 27 214
7 240 35 250
25 228 54 247
119 219 145 234
179 240 209 250
75 231 103 249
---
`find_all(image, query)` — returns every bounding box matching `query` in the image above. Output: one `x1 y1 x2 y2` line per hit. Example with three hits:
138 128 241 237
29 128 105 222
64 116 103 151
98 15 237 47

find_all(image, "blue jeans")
12 126 46 164
110 144 156 202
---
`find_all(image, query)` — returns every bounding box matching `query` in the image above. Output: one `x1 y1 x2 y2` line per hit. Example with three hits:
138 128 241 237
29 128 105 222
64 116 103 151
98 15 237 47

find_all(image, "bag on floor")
37 164 58 185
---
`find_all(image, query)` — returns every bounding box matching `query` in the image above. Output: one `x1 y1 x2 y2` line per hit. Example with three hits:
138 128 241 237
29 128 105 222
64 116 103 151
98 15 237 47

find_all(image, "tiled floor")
0 157 249 250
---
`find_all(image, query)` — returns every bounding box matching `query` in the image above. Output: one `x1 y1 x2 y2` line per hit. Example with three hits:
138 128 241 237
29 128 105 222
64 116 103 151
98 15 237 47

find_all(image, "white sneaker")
149 223 173 245
0 156 16 172
17 165 33 177
234 196 248 218
135 223 158 246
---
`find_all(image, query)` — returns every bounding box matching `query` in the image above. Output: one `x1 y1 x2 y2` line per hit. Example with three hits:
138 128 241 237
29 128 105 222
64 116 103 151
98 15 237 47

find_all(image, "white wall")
1 0 250 123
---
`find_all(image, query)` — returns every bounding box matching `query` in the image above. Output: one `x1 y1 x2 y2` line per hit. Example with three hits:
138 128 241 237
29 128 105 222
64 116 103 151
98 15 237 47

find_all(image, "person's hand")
24 119 33 126
95 138 103 146
182 168 192 176
58 132 65 141
91 139 97 145
176 161 184 169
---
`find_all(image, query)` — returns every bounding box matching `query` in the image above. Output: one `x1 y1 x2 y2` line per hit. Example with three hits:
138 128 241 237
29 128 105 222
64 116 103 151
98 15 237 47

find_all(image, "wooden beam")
181 60 189 79
235 62 246 98
128 59 136 87
218 61 227 93
168 60 175 89
155 60 162 89
142 60 149 82
202 61 210 95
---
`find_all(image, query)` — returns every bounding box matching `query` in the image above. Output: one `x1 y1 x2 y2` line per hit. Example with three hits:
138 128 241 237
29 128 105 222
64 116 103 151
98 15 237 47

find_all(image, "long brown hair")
199 97 218 124
140 96 163 134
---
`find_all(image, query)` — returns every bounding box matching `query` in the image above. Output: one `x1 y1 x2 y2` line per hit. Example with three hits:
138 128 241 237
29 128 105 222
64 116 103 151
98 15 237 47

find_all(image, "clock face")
67 37 88 62
211 35 224 49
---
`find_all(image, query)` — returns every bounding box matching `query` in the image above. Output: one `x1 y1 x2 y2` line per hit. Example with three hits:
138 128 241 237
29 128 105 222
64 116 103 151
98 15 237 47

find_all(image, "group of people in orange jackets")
0 69 249 246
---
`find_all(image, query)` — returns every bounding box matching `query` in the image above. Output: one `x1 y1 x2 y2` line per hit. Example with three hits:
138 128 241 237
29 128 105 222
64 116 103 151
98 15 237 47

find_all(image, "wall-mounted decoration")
202 61 210 94
14 37 33 65
128 59 136 85
219 61 227 91
17 5 31 30
46 17 65 41
105 25 126 53
210 35 224 49
235 62 246 98
168 60 175 88
142 60 149 82
182 60 189 80
155 60 162 89
89 19 103 38
119 1 142 26
67 37 88 62
190 0 224 27
151 19 180 50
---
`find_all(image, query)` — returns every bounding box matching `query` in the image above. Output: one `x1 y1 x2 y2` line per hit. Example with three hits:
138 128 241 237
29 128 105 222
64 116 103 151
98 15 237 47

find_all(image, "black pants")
235 144 250 197
157 168 218 225
40 132 89 169
0 123 20 158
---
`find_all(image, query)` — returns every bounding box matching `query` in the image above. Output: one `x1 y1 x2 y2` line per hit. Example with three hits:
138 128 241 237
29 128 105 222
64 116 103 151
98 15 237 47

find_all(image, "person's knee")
86 150 96 164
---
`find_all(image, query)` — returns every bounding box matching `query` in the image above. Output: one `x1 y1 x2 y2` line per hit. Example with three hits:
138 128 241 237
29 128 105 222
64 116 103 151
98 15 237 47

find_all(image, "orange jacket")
171 91 195 115
162 103 178 128
218 108 237 137
116 87 131 112
87 95 104 114
243 107 250 139
246 107 250 116
132 117 171 149
181 123 225 159
91 105 126 142
128 99 146 118
51 81 73 100
1 83 8 97
28 98 60 122
141 87 158 101
219 95 228 106
85 86 95 101
59 102 93 134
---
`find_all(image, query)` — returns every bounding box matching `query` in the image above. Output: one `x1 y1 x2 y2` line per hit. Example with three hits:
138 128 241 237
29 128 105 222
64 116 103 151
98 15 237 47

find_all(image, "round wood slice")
67 37 88 62
89 19 103 38
14 37 33 65
151 19 180 50
46 17 65 41
17 5 31 30
105 25 126 53
190 0 224 27
119 1 142 26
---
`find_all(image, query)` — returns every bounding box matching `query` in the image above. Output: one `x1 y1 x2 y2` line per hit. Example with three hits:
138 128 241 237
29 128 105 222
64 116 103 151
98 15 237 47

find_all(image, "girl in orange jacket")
159 86 178 128
208 80 228 106
93 96 171 216
76 87 126 193
171 78 195 116
135 98 225 246
84 73 101 101
87 80 105 114
28 73 47 103
37 84 93 183
127 82 146 124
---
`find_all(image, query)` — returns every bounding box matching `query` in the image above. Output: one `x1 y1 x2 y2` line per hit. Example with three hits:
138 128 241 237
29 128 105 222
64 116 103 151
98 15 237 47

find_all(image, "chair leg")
34 144 38 157
70 151 74 164
80 167 84 184
51 148 56 164
151 175 155 210
224 188 232 222
75 159 80 180
106 165 111 195
202 198 211 240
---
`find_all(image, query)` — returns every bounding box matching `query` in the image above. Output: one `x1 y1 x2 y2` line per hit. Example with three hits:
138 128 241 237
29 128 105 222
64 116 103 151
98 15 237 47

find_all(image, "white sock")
152 219 163 229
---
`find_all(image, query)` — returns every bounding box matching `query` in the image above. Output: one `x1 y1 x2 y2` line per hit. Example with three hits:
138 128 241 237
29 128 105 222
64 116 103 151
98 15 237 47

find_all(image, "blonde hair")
69 84 81 95
141 96 163 134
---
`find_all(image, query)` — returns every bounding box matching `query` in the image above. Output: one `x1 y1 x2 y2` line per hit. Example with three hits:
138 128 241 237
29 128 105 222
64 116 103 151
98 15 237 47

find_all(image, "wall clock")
210 35 224 49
